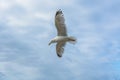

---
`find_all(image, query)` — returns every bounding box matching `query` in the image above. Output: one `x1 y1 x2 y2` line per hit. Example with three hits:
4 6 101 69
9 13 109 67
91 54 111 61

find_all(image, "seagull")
49 9 76 57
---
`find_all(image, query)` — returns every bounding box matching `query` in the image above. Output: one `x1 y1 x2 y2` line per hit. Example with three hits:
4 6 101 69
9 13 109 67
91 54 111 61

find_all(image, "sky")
0 0 120 80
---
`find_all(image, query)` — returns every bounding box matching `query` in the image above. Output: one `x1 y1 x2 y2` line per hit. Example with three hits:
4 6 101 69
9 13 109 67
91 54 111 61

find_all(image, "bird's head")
55 9 63 16
48 39 56 45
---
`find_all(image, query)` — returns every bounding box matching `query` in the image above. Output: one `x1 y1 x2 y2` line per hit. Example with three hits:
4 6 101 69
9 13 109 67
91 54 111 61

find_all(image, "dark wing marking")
56 42 66 57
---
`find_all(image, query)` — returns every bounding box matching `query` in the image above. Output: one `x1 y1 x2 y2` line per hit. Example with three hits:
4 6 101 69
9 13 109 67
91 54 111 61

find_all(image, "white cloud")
0 62 42 80
34 12 52 21
0 0 13 11
0 0 120 80
6 16 29 27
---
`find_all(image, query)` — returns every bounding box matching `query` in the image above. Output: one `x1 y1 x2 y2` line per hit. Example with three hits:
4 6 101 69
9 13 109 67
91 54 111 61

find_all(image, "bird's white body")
53 36 68 42
54 36 66 40
49 9 76 57
52 36 76 43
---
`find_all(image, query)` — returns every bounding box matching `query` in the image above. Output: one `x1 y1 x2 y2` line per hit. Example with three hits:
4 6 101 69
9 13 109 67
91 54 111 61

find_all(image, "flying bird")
49 9 76 57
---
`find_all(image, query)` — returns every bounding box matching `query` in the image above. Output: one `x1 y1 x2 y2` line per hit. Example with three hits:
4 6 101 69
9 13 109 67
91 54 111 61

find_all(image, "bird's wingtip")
57 54 62 58
56 9 62 12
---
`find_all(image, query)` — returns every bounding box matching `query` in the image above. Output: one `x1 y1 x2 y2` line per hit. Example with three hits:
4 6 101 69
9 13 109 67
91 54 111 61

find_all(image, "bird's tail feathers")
68 36 77 44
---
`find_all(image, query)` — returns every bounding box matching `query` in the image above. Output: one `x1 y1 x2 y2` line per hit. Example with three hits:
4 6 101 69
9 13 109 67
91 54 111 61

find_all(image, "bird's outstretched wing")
56 42 66 57
55 10 67 36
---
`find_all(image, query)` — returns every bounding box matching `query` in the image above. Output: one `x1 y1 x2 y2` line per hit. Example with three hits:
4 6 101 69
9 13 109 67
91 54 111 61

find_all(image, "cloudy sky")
0 0 120 80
